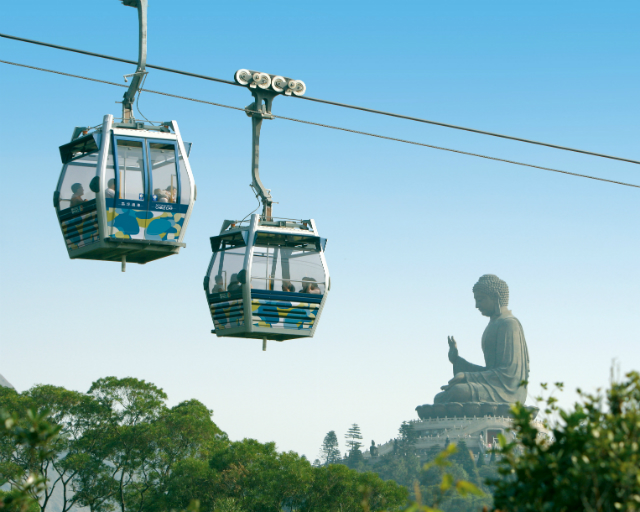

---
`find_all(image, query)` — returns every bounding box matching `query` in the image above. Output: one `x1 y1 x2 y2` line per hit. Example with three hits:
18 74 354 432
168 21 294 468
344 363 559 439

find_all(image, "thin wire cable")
2 32 638 166
298 95 640 166
135 73 156 125
0 33 239 87
239 187 262 224
1 58 638 190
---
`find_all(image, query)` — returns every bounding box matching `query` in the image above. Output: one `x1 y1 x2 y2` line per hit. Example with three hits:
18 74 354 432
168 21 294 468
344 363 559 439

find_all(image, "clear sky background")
1 0 638 460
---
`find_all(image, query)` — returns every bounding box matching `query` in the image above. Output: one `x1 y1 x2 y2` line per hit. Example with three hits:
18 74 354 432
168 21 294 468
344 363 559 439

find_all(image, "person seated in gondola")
282 281 296 293
229 270 251 292
105 179 116 198
212 274 225 293
227 273 241 292
70 183 86 207
154 188 169 202
301 277 321 294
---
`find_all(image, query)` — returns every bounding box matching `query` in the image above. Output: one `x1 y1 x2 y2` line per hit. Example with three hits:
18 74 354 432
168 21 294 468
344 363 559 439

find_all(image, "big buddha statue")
432 274 530 407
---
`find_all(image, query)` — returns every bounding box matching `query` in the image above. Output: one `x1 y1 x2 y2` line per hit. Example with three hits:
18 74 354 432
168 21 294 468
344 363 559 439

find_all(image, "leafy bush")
492 371 640 512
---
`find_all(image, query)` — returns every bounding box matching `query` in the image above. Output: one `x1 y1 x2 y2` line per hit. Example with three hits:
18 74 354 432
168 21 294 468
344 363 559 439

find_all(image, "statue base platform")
415 402 539 420
366 411 548 459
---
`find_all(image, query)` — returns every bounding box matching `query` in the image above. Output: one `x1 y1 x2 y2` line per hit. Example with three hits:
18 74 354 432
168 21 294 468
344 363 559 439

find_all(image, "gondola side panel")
96 115 114 241
172 121 195 245
55 135 103 255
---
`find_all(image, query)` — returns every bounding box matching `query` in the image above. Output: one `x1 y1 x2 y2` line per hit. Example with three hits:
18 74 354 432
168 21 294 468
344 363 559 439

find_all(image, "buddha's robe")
453 310 529 403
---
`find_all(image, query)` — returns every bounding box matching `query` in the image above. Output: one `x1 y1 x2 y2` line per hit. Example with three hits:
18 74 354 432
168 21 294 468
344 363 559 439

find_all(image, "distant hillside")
0 373 14 389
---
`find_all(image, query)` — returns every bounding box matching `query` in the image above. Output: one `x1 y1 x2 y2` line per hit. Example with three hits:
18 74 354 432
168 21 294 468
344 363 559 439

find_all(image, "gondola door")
110 137 150 240
109 137 183 241
145 140 182 241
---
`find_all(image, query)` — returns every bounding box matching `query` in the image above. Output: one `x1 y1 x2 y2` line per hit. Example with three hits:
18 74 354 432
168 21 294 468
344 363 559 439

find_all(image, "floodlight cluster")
235 69 306 97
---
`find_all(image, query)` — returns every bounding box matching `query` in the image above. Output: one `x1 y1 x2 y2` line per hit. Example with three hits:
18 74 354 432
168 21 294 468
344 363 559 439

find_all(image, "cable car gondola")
53 0 196 270
203 71 329 350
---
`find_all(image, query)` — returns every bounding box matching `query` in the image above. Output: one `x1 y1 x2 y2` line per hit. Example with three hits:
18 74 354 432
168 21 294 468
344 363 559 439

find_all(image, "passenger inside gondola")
152 188 166 202
166 185 176 203
282 281 296 293
212 275 225 293
70 183 86 207
301 277 321 294
227 274 241 292
106 179 116 198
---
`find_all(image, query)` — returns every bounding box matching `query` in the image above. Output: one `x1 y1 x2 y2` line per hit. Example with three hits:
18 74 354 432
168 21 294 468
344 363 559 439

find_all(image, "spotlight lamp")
234 69 307 97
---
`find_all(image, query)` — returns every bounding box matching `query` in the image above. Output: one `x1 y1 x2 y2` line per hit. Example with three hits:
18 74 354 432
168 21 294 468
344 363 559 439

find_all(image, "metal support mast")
235 69 307 222
246 87 277 221
120 0 147 123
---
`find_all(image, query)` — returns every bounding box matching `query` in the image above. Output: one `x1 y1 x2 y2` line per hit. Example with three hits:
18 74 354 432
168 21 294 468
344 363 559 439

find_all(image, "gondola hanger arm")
235 69 306 221
120 0 147 123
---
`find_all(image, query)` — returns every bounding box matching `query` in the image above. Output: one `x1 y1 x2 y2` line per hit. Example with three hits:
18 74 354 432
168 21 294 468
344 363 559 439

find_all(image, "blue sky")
1 0 638 460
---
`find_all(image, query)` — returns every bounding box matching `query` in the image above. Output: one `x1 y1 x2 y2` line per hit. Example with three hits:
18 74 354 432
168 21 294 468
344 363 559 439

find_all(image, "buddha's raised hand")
447 336 459 363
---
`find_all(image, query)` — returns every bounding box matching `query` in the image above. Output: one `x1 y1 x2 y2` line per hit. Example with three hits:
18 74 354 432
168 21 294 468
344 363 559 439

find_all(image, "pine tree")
319 430 341 466
344 424 364 468
345 424 363 453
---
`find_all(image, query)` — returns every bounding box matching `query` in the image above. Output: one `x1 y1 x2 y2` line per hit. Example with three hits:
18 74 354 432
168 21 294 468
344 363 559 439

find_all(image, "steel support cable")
1 59 638 190
2 32 639 166
0 32 239 87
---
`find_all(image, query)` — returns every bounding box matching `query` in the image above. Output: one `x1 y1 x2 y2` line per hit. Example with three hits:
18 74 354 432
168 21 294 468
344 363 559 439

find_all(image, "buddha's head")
473 274 509 317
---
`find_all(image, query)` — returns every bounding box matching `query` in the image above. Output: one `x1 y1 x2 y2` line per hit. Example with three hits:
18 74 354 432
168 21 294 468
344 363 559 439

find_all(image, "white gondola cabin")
54 115 195 266
204 214 330 343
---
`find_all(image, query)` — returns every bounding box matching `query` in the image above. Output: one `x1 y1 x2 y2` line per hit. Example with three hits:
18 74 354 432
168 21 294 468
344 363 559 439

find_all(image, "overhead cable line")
2 31 639 166
1 58 638 190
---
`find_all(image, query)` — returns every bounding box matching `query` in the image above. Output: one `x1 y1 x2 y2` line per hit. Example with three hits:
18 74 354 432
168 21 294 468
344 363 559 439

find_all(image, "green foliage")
0 399 61 512
397 422 418 458
0 489 41 512
306 463 407 512
407 443 486 512
319 430 341 466
1 378 408 512
492 371 640 512
344 424 365 469
345 424 363 453
370 452 422 489
449 441 479 485
157 434 407 512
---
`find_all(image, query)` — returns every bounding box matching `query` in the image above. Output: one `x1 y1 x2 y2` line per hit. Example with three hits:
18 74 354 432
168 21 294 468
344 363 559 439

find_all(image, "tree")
319 431 341 466
0 384 96 512
344 424 364 469
84 377 168 512
344 424 363 453
414 443 487 512
370 452 421 490
397 422 417 458
0 403 60 512
3 377 411 512
304 462 407 511
450 440 478 484
492 371 640 512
